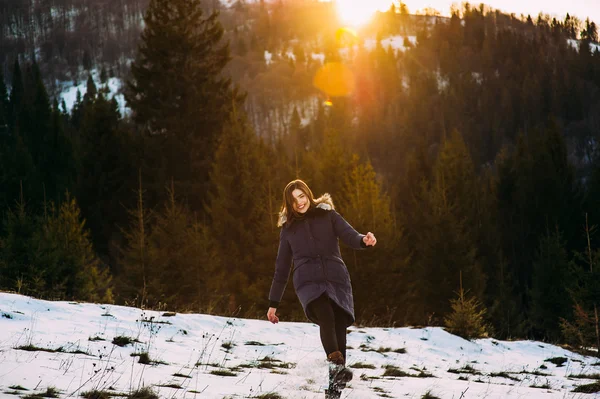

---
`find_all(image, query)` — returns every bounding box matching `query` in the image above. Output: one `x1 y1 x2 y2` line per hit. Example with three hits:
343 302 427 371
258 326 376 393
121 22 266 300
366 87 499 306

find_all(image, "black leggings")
307 293 348 360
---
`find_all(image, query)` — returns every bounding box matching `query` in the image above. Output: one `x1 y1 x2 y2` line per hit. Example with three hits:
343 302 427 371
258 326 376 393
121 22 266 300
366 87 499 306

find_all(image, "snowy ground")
1 292 599 399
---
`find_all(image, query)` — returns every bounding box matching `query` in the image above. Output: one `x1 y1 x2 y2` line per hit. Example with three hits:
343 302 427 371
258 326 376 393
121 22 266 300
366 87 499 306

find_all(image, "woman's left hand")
363 232 377 246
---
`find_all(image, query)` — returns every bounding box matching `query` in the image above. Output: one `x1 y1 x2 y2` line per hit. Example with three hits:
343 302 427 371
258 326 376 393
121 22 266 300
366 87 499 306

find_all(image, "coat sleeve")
331 210 366 250
268 228 293 307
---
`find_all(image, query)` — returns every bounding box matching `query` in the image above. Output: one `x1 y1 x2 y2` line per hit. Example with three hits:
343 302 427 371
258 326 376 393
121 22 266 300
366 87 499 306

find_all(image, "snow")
59 69 129 116
1 292 599 398
567 38 600 53
311 53 325 64
363 35 417 52
265 50 273 65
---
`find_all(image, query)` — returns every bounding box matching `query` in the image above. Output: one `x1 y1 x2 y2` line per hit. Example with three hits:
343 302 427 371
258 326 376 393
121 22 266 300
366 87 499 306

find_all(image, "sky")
333 0 600 28
405 0 600 22
1 292 599 398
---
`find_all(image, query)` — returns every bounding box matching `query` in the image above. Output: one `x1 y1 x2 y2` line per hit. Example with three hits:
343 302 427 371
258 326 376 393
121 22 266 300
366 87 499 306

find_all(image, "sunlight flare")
333 0 393 27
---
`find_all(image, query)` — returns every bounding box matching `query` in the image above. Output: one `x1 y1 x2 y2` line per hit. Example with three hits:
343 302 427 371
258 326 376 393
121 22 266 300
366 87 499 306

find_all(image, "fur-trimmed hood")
277 193 335 227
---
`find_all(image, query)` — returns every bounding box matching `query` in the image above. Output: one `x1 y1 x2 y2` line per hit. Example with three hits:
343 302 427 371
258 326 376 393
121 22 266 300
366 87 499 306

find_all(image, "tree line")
0 0 599 350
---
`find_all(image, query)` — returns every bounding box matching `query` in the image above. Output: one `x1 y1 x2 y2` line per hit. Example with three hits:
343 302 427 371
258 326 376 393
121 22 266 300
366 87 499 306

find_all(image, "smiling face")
292 188 310 213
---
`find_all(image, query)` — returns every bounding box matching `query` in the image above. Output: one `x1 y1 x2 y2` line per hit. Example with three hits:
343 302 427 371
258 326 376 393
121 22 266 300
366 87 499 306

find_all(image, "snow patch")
0 292 598 398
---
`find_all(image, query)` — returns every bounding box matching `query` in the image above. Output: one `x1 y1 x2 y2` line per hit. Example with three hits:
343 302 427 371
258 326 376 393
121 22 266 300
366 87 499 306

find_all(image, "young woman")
267 179 377 398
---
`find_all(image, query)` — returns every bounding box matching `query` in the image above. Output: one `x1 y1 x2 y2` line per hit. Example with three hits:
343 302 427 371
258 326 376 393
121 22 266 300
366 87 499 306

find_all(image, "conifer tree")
77 91 128 255
206 109 277 316
8 59 24 133
444 272 488 340
0 190 41 295
0 70 8 134
145 183 215 308
118 171 154 306
339 156 407 320
562 215 600 354
37 192 112 301
126 0 244 209
405 131 485 324
530 228 571 340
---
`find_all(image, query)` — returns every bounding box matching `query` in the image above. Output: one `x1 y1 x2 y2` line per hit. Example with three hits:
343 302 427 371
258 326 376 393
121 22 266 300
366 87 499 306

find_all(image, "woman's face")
291 188 310 214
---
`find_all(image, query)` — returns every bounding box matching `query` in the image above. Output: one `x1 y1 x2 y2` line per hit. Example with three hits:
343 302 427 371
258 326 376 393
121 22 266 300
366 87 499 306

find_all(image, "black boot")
327 351 352 396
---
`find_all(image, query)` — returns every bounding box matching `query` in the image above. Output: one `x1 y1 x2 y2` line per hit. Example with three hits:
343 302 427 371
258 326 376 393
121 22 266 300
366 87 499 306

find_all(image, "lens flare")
336 27 359 46
313 62 356 98
334 0 378 27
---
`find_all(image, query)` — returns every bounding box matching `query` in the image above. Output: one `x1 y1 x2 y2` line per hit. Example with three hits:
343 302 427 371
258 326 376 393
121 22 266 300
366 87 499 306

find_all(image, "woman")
267 179 377 399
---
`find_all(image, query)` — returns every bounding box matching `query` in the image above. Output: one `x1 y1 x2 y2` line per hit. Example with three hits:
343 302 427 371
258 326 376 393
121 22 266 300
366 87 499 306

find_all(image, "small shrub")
112 336 135 347
245 341 265 346
444 285 488 340
210 369 237 377
522 370 551 376
137 352 151 364
530 383 551 389
349 362 376 369
221 341 234 350
16 344 58 353
448 365 482 375
89 336 105 342
128 387 158 399
81 390 111 399
568 373 600 379
130 352 167 365
2 312 13 319
572 382 600 393
489 372 520 381
421 391 442 399
545 357 567 367
156 384 182 389
253 393 284 399
24 387 60 398
382 365 411 377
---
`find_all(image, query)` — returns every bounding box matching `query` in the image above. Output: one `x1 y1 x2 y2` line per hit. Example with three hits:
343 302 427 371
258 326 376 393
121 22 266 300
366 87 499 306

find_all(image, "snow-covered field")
1 292 599 398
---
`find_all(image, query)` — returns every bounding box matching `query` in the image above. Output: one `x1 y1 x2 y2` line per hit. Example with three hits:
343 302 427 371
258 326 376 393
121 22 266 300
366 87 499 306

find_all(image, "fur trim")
277 193 335 227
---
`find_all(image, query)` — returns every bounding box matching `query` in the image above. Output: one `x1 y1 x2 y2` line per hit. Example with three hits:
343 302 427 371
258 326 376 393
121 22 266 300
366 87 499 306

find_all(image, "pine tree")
530 228 571 341
562 215 600 354
37 192 112 301
117 171 154 306
206 109 277 316
145 183 215 309
8 59 24 133
405 131 485 325
0 190 42 295
77 91 128 255
444 272 488 340
0 69 8 134
496 123 581 337
84 75 97 103
126 0 244 210
100 66 108 84
339 156 407 321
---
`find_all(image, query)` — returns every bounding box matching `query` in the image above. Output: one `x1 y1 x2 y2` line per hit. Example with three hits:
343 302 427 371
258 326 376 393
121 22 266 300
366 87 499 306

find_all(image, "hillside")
1 293 599 398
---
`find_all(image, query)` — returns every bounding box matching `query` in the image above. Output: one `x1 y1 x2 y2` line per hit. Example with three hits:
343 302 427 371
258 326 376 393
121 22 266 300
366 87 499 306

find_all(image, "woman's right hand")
267 307 279 324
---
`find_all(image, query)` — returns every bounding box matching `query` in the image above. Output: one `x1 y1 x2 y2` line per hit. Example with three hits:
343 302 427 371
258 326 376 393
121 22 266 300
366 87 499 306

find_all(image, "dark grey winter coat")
268 194 365 326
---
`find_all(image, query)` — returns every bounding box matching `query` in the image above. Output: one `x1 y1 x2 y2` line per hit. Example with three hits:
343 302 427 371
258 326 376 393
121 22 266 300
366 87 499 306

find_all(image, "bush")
444 286 488 340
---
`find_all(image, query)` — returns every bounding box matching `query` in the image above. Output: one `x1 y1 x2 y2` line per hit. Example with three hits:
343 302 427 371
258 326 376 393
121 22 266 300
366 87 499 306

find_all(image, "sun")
333 0 391 28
